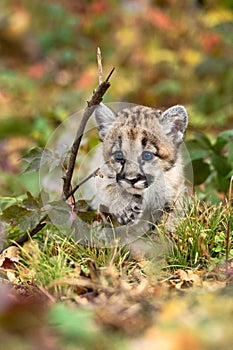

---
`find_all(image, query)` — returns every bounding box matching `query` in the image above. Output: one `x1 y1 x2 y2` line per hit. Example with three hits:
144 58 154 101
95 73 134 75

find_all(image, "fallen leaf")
0 246 20 267
174 270 202 289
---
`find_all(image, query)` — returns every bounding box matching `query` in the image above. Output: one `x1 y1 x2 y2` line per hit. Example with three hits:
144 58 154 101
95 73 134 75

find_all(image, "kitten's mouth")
117 177 148 194
116 173 153 192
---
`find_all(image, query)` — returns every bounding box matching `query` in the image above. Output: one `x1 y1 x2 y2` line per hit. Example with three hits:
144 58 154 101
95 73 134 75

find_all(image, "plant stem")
65 167 100 200
62 68 114 199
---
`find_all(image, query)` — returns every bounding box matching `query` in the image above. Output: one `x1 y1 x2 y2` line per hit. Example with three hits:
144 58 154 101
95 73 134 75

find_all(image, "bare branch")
105 67 115 82
65 167 100 200
0 67 114 253
62 68 114 199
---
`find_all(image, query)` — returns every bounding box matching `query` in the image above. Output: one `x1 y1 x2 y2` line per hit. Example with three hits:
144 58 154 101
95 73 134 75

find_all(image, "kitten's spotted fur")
89 103 188 233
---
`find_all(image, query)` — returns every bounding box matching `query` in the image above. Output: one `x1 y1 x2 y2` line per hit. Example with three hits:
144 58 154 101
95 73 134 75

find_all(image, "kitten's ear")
95 103 117 141
160 105 188 145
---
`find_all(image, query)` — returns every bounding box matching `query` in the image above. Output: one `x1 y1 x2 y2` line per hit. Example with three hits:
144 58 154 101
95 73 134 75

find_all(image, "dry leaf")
0 246 20 267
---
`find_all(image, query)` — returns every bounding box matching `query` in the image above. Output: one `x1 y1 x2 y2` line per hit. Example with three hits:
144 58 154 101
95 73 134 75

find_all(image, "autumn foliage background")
0 2 233 350
0 0 232 198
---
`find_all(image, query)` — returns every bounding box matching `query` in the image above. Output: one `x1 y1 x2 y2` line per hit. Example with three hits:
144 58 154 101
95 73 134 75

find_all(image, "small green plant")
186 130 233 202
166 197 233 270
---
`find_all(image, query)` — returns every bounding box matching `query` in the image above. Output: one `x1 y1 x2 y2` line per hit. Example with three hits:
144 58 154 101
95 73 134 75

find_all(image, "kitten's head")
95 104 188 194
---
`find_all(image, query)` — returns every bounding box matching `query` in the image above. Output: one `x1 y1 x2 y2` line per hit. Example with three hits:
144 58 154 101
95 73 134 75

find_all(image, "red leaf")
74 68 96 89
148 9 173 31
201 33 222 53
27 63 47 79
90 1 109 14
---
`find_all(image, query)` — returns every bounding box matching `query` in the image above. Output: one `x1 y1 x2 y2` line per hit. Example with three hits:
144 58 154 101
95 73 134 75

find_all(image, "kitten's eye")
142 151 154 161
114 151 124 161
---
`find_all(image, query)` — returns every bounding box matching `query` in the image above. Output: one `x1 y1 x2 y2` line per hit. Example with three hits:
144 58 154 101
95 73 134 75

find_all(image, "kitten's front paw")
116 202 142 225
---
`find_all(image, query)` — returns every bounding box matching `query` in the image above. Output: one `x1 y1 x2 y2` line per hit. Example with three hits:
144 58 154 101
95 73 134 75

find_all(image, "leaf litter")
1 235 233 350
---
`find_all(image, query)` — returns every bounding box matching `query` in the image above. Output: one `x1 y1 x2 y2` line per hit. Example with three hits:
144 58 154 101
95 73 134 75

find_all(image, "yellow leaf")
202 9 233 27
115 26 139 48
1 10 30 39
160 298 187 321
111 70 139 97
180 49 202 66
146 47 177 65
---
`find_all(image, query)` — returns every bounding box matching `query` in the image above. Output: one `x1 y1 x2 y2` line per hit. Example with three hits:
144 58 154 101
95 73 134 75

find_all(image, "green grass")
1 196 233 350
166 197 232 270
12 196 232 292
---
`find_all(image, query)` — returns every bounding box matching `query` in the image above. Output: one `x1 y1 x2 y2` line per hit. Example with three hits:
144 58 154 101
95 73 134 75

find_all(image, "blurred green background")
0 0 232 197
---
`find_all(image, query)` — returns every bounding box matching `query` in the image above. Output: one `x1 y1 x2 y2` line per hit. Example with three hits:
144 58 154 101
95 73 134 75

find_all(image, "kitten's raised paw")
116 203 143 225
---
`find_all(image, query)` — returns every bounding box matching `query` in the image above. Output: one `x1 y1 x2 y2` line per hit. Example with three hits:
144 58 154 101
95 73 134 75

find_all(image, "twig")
97 47 103 85
65 167 100 200
62 67 114 199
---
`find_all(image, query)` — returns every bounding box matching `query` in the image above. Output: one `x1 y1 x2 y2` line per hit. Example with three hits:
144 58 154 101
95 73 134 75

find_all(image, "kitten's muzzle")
116 173 148 190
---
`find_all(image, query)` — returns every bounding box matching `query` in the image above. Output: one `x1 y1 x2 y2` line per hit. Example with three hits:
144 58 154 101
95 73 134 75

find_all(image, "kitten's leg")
100 185 143 225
